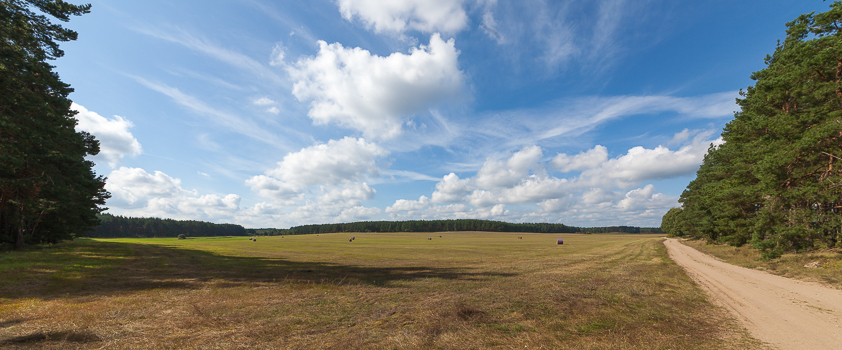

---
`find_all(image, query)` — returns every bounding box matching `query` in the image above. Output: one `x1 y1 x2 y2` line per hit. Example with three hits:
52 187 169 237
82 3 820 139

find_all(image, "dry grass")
0 233 760 349
681 239 842 288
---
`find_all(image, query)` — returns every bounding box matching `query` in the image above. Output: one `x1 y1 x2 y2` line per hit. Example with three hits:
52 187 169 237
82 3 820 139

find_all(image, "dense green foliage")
0 0 107 249
666 2 842 258
87 214 247 238
252 220 662 236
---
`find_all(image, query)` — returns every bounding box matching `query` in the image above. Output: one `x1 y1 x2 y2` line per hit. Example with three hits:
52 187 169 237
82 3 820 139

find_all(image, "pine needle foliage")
665 2 842 258
0 0 108 250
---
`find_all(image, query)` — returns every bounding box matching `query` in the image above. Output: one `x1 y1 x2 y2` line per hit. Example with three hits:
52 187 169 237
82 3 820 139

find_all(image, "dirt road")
664 238 842 350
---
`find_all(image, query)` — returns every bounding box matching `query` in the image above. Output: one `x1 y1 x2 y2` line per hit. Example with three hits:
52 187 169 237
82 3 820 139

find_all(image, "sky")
55 0 829 228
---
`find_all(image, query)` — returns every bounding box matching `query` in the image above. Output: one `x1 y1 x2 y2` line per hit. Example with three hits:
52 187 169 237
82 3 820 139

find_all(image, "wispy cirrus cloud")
130 76 291 149
133 25 287 85
337 0 469 35
467 91 738 152
482 0 664 73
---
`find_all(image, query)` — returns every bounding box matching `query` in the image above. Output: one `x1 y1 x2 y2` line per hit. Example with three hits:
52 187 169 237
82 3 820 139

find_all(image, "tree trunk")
14 209 24 251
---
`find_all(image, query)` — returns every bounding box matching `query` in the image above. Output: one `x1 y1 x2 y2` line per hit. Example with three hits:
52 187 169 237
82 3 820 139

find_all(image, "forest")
252 220 662 236
662 3 842 258
85 216 661 238
87 214 246 238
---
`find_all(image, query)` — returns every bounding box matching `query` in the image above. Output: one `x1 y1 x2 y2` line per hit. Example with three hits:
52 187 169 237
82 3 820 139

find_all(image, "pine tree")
0 0 107 249
672 2 842 258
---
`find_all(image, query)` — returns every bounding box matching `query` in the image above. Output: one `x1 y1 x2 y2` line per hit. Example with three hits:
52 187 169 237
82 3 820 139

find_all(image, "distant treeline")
251 220 663 235
87 214 246 238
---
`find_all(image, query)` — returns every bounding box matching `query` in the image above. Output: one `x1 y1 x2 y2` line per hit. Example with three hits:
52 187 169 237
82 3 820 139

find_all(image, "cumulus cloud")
431 173 471 203
264 137 387 187
580 135 723 188
337 0 468 34
616 184 675 212
106 167 188 208
106 167 240 221
428 147 573 208
288 34 464 138
245 137 388 222
338 206 382 221
72 103 143 167
385 130 720 226
386 202 509 221
475 146 543 188
495 176 569 205
317 182 377 207
386 195 430 212
551 145 607 172
244 175 304 204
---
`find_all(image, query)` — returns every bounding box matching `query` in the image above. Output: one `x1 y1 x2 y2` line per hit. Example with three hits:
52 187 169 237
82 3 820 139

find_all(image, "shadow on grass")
2 331 101 345
0 239 515 299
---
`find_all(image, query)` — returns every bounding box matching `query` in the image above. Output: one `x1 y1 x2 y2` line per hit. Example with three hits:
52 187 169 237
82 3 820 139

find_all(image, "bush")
177 234 186 240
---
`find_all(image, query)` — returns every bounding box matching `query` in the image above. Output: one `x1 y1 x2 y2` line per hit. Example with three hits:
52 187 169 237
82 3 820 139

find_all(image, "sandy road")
664 238 842 350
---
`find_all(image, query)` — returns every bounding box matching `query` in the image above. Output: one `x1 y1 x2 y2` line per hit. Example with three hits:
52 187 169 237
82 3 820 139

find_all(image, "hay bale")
557 238 564 245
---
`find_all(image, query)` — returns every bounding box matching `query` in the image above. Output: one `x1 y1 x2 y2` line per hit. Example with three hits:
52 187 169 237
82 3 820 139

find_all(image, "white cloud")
475 146 543 188
470 92 738 152
386 195 430 212
106 167 188 208
616 184 675 212
244 175 304 204
72 103 142 167
384 132 722 226
535 93 737 142
253 97 276 106
317 182 377 207
267 107 280 114
480 10 503 43
551 145 607 173
132 77 290 149
288 34 464 139
337 0 468 34
431 173 471 203
537 195 575 213
478 0 660 72
264 137 387 187
245 138 388 221
581 135 723 187
105 167 240 221
136 26 284 84
495 176 570 205
270 42 286 66
147 194 240 218
580 187 621 205
387 202 509 221
338 206 382 221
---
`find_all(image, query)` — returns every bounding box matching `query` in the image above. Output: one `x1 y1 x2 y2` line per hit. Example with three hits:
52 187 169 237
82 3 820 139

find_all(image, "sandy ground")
664 238 842 350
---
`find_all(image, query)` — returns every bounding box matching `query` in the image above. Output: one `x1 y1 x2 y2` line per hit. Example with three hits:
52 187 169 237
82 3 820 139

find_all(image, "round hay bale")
557 238 564 245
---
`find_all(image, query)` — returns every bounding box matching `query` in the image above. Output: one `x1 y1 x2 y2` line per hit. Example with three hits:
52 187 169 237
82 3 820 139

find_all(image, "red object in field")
557 238 564 245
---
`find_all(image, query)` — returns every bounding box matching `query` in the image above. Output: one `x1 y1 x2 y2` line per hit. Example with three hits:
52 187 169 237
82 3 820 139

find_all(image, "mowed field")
0 232 759 349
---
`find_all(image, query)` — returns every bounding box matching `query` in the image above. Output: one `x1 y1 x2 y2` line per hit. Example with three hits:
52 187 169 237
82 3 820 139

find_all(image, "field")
0 232 759 349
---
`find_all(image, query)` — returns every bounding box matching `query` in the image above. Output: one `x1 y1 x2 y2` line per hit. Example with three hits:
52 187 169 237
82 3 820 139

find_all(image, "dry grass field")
0 233 759 349
682 239 842 288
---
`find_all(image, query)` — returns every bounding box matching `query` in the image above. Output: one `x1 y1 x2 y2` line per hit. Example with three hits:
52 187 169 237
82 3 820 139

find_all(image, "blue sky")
58 0 827 228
